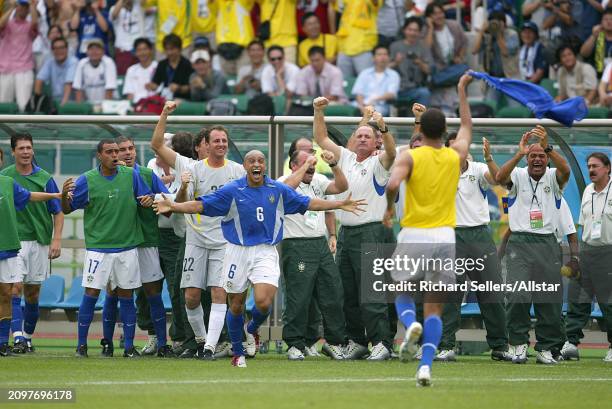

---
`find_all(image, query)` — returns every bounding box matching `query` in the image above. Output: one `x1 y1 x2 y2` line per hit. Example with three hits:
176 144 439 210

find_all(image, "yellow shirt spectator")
191 0 217 34
156 0 192 52
216 0 254 46
298 34 338 67
258 0 297 48
335 0 380 56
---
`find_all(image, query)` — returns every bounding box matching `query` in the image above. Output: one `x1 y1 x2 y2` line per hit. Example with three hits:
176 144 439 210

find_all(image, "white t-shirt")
278 173 331 239
73 56 118 104
110 4 146 51
555 197 576 243
261 62 300 94
174 154 245 249
147 157 183 232
336 147 390 226
456 161 491 227
435 25 454 64
123 61 158 102
579 179 612 246
507 167 563 234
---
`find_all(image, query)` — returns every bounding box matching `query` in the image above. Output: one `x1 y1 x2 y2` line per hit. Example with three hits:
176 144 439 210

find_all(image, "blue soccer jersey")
198 176 311 246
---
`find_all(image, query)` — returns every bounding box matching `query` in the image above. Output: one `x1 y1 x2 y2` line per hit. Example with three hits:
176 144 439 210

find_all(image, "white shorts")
391 227 456 284
180 244 224 289
82 249 141 290
17 241 50 284
222 243 280 294
138 247 164 284
0 256 25 284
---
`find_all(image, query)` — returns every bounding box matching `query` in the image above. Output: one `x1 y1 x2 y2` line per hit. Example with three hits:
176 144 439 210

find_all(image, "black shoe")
178 348 197 359
491 349 513 362
123 346 141 358
195 343 216 361
25 339 35 353
12 340 27 354
75 345 88 358
100 338 114 357
0 343 13 357
157 345 174 358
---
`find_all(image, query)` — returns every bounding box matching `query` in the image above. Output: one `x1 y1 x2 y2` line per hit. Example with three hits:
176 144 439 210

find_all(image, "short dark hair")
170 132 195 159
587 152 611 173
425 2 443 18
403 16 423 31
247 39 265 50
301 11 318 25
133 37 153 51
267 45 284 57
489 10 506 23
288 137 312 159
115 135 134 145
420 108 447 139
373 44 389 54
308 46 325 58
51 37 68 49
556 44 575 61
10 133 33 150
47 24 62 37
196 125 230 145
162 33 182 50
289 150 305 167
444 131 458 147
97 139 117 153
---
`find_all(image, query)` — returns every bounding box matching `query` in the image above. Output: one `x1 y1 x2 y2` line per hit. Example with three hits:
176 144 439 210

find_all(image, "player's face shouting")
117 141 136 167
98 143 120 172
13 139 33 167
244 151 266 186
207 130 229 160
527 146 548 179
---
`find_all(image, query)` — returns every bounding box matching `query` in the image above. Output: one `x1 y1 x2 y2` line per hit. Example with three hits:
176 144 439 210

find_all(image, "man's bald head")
244 150 265 161
526 143 548 179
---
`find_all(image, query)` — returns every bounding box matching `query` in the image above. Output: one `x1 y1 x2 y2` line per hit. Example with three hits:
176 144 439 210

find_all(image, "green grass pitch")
1 338 610 409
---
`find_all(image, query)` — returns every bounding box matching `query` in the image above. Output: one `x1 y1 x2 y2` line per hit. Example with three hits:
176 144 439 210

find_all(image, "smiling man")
153 150 366 368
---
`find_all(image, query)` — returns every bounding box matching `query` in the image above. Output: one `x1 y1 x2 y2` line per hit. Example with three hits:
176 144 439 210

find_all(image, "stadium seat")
216 94 249 113
38 275 65 309
343 77 356 97
58 102 93 115
272 95 286 115
57 275 85 312
162 280 171 311
586 107 610 119
540 78 558 98
497 106 532 118
0 102 18 114
174 101 207 116
325 104 360 116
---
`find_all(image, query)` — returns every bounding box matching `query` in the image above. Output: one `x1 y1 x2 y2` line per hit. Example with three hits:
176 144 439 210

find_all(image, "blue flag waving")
469 71 588 127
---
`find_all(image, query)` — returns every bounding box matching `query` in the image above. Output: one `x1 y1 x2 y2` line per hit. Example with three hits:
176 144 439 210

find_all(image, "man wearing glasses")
261 45 299 98
34 37 78 107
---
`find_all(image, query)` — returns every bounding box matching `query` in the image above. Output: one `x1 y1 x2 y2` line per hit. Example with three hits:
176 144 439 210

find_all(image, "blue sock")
395 294 416 329
147 293 167 348
0 319 10 346
247 306 270 334
11 296 24 342
23 302 39 339
226 310 244 357
77 294 98 347
420 315 443 369
102 295 118 342
119 297 136 351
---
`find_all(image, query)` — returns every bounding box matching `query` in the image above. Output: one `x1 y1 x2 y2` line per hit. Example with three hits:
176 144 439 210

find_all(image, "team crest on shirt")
361 169 367 176
87 275 94 283
185 274 191 281
298 262 306 272
268 194 276 204
107 188 120 199
469 175 476 182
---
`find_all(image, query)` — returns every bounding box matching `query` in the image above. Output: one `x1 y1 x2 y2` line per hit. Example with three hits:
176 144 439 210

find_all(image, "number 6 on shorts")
228 264 237 279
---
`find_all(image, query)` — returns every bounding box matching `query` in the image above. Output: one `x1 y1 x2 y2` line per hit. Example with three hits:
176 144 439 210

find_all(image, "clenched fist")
320 150 337 166
163 101 177 114
313 97 329 110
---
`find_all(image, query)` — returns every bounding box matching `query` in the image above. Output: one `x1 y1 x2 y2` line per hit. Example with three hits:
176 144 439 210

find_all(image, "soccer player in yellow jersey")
384 73 473 387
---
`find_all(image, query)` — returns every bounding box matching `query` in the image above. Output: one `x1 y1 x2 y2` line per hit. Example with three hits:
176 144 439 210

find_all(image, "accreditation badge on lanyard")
529 179 544 229
304 211 318 229
591 186 611 240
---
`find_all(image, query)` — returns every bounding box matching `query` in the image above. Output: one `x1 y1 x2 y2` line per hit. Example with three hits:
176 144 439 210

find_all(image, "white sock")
205 303 227 350
185 304 207 344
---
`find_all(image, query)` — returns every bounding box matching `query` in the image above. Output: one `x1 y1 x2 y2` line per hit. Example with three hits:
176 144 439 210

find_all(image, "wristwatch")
329 162 337 168
380 127 389 133
544 145 554 153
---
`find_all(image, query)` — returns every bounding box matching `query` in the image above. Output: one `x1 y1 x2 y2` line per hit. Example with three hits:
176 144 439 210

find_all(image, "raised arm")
452 74 473 164
175 171 191 203
496 132 529 185
151 101 179 168
312 97 341 158
383 150 413 227
308 193 366 214
321 150 348 194
533 125 570 187
482 137 499 185
154 194 203 214
283 156 317 189
412 103 426 136
371 112 396 170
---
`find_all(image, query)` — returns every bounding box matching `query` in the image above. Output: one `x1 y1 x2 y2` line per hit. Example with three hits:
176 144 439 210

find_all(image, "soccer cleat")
141 335 158 356
231 355 247 368
604 348 612 362
123 346 141 358
491 348 513 362
435 349 457 362
366 342 390 361
399 322 423 363
178 348 197 359
304 344 321 357
75 345 88 358
414 346 423 360
0 343 13 357
100 338 114 357
416 365 432 387
11 340 28 354
344 340 369 360
536 350 558 365
560 341 579 361
287 346 305 361
244 323 259 358
157 345 175 358
214 341 233 358
200 347 216 361
321 343 345 360
25 339 35 353
512 344 528 364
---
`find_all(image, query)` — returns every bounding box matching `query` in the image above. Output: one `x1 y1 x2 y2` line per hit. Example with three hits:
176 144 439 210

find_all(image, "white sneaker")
536 350 558 365
416 365 432 387
321 343 344 360
287 346 305 361
603 348 612 362
141 335 158 355
399 322 422 363
512 344 528 364
244 324 257 358
435 349 456 362
414 345 423 360
344 340 369 360
366 342 390 361
561 341 580 361
214 341 233 358
304 344 321 357
231 355 247 368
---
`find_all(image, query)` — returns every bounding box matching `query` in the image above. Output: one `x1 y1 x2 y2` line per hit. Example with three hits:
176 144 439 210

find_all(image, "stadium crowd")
2 0 612 117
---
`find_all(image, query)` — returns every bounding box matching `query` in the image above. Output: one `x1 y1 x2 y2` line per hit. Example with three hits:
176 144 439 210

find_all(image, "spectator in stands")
580 8 612 77
235 40 265 98
542 0 583 45
555 44 598 105
578 0 604 42
389 17 432 106
33 4 60 70
297 0 332 37
189 49 227 102
110 0 146 75
0 0 38 112
259 0 298 64
377 0 405 47
148 34 193 100
35 37 77 105
73 38 117 105
193 36 222 73
336 0 380 78
70 0 110 59
522 0 549 35
294 46 347 103
298 12 337 67
261 45 299 97
598 60 612 107
215 0 254 76
351 45 400 116
191 0 216 45
123 37 158 103
518 21 548 84
155 0 192 54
